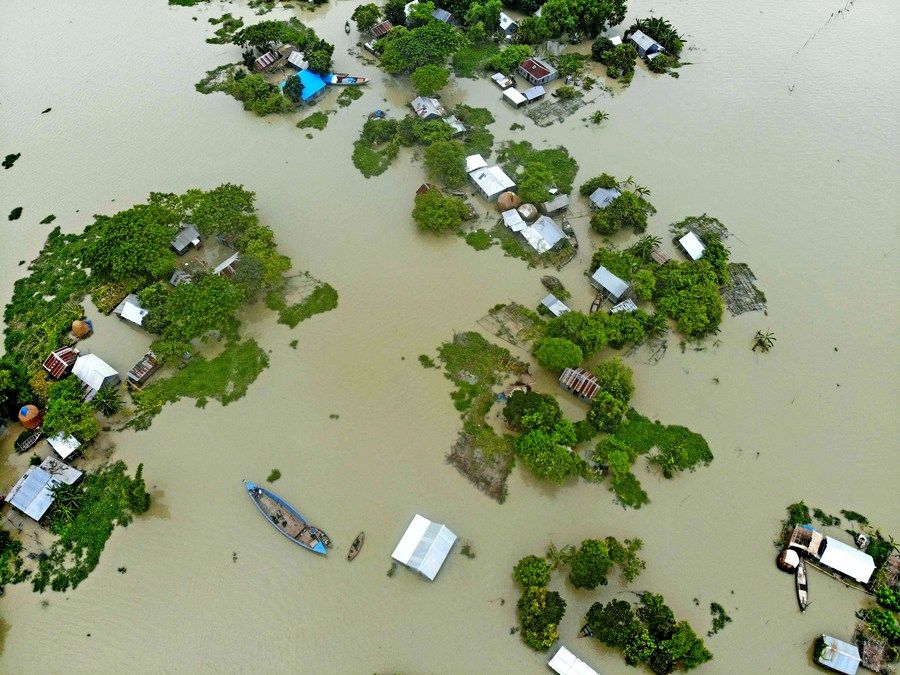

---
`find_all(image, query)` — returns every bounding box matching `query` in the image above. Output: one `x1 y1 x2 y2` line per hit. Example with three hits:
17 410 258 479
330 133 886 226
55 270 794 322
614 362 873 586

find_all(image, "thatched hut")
518 203 538 222
71 319 93 338
497 191 521 212
18 404 42 430
777 548 800 572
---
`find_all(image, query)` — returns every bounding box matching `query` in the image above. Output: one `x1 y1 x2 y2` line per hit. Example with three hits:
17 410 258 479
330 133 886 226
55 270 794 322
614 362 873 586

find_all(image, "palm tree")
642 312 669 339
634 184 652 199
49 482 82 523
545 542 576 570
752 330 776 352
590 110 609 125
627 234 661 262
92 386 123 417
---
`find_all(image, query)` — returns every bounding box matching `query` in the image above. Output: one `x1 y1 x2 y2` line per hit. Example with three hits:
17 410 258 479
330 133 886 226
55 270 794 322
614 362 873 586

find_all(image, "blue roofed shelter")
283 70 328 104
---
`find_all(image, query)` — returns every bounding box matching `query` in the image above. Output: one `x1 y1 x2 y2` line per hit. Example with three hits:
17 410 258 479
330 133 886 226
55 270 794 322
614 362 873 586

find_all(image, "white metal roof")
523 85 545 101
589 186 621 209
391 514 457 580
817 635 861 675
47 433 80 460
591 266 629 299
532 215 565 249
610 35 622 46
502 209 526 232
541 294 571 317
630 30 663 53
213 252 240 275
444 115 466 136
678 231 706 260
465 154 488 173
114 294 148 326
491 72 513 89
39 456 83 485
499 11 517 32
820 537 876 584
469 165 516 199
287 51 308 70
503 88 527 106
541 194 570 213
73 353 119 392
548 646 599 675
171 224 200 252
6 459 81 522
610 299 638 314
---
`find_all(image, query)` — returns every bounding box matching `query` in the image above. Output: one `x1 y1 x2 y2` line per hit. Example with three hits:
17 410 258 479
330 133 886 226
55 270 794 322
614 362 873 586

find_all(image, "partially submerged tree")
351 3 382 31
412 189 468 232
424 140 467 187
411 64 451 95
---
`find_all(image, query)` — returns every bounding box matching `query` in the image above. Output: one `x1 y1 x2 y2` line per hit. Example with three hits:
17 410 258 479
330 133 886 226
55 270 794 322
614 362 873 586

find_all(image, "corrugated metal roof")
520 57 553 80
549 646 599 675
7 468 56 521
43 346 78 379
499 11 517 32
370 20 393 38
469 165 516 199
114 294 148 326
532 215 565 249
610 35 622 46
47 433 80 460
523 85 545 101
253 51 279 71
391 514 457 581
491 72 513 89
589 186 621 209
817 635 861 675
541 294 571 317
503 88 527 106
501 209 526 232
287 51 308 70
610 299 638 314
630 30 662 53
820 537 876 584
171 224 200 253
73 354 119 392
541 194 570 213
410 96 445 119
559 368 600 399
432 8 451 22
465 154 488 173
678 231 706 260
591 266 629 300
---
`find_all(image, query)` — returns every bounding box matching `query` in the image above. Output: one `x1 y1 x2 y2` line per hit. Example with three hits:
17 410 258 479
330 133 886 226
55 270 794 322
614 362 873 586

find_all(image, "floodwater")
1 0 898 672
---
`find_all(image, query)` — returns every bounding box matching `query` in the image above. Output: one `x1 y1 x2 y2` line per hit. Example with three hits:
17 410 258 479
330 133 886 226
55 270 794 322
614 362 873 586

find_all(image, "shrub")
580 173 618 195
534 337 583 371
594 358 634 402
513 555 551 588
568 538 612 590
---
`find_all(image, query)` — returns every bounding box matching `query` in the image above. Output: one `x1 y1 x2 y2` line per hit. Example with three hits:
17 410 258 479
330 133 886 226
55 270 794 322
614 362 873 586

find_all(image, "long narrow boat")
325 73 369 86
796 558 809 612
347 532 365 561
243 481 327 555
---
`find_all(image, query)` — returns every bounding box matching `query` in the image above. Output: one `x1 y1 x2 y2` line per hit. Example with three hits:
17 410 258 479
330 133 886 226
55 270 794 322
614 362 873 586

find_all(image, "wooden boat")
243 481 327 555
347 532 365 561
310 526 332 548
325 73 370 86
345 20 351 34
796 558 809 612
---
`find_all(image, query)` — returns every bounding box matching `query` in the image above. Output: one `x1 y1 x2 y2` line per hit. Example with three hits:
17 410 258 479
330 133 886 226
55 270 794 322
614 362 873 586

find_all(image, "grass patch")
267 469 281 483
452 41 500 78
464 228 494 251
297 111 328 130
31 461 150 593
418 354 437 368
39 214 56 224
266 282 338 328
9 207 23 221
352 138 400 177
337 87 363 107
3 153 21 169
708 602 732 636
0 531 29 592
130 340 269 429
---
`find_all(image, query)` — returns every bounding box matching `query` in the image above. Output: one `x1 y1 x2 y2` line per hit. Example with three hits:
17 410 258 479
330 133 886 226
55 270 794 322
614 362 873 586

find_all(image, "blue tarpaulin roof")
282 70 328 102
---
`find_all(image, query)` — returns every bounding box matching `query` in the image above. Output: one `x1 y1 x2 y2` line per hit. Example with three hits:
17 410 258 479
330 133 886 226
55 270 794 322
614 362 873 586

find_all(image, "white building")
391 514 457 580
468 164 516 201
6 457 83 522
541 294 571 317
819 537 876 584
113 294 148 327
72 353 120 400
678 231 706 261
591 266 630 303
548 646 599 675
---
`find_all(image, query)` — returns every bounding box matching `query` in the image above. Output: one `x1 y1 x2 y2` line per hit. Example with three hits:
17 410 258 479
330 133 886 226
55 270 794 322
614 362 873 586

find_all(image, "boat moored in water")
347 532 365 561
796 558 809 612
326 73 370 86
243 481 327 555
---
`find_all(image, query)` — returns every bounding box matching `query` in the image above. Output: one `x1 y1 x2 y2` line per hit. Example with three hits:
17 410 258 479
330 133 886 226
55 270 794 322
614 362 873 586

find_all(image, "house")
590 266 630 303
559 367 600 400
253 50 280 72
72 353 120 400
540 193 570 216
287 51 308 70
503 88 527 108
519 57 557 85
541 294 571 317
416 182 437 196
465 153 488 173
523 85 546 104
391 514 457 580
588 186 621 210
170 269 192 286
5 457 83 522
468 164 516 202
370 20 394 39
527 215 566 252
501 209 526 232
43 346 79 380
548 646 599 675
214 252 241 279
610 299 638 314
431 7 452 22
788 525 825 557
444 114 467 136
816 635 861 675
113 294 148 327
410 96 446 120
491 72 514 89
171 224 201 255
609 35 623 46
629 30 664 58
47 433 80 460
127 351 161 390
819 536 876 584
677 231 706 260
499 11 518 36
295 69 328 104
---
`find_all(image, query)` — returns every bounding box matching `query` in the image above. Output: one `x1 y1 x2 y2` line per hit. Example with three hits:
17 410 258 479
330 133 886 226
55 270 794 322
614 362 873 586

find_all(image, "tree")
129 463 152 514
590 191 649 235
384 0 408 26
588 391 628 432
485 44 531 74
238 224 292 289
231 20 305 49
580 172 618 195
540 0 626 38
543 311 609 357
517 586 567 651
568 538 612 589
464 0 501 29
502 390 562 432
628 17 684 56
515 16 550 45
351 3 381 31
411 64 450 95
154 273 242 350
591 35 614 61
407 1 437 27
586 599 641 650
700 232 730 285
42 378 100 442
307 39 335 74
91 386 123 417
379 22 465 73
637 592 676 641
627 234 662 262
81 203 179 282
607 537 646 582
534 337 582 372
601 43 637 79
513 555 551 588
654 261 724 338
752 330 776 352
515 424 580 483
517 162 555 204
411 189 468 232
660 621 712 670
594 358 633 402
283 74 303 104
178 183 258 238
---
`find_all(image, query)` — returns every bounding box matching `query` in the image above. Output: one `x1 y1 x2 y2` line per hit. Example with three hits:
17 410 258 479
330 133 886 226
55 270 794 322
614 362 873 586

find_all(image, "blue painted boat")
243 481 327 555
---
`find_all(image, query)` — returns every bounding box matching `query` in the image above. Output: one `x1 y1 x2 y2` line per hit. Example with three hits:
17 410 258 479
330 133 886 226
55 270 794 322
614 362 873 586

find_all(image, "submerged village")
1 0 898 673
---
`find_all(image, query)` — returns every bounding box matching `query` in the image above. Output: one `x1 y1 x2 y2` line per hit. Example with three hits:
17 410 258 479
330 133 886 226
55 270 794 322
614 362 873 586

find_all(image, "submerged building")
391 514 457 580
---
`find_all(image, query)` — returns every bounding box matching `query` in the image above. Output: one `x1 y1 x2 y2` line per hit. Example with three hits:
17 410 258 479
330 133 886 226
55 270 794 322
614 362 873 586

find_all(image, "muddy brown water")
0 0 898 672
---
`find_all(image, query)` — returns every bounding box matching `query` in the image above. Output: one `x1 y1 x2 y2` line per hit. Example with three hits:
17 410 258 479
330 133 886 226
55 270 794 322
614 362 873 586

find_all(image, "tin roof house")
559 368 600 400
6 457 83 522
590 266 630 303
370 20 394 38
171 224 201 256
520 215 566 253
629 30 664 58
523 85 546 104
113 294 148 327
72 353 120 400
391 514 457 580
499 11 518 36
214 252 241 279
549 646 599 675
677 231 706 261
503 88 527 108
467 155 516 201
588 186 621 210
491 72 514 89
43 346 79 380
816 635 861 675
410 96 447 120
541 294 571 317
541 193 570 216
819 537 876 584
519 57 557 85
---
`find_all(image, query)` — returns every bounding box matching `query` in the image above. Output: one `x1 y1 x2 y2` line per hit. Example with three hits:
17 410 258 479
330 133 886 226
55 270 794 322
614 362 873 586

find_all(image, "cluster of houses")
491 56 558 109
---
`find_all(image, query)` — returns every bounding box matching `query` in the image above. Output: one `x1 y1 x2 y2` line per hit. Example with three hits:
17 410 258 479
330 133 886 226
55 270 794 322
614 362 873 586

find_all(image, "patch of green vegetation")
39 214 56 225
221 70 293 116
266 282 338 328
453 105 495 157
460 541 476 558
3 153 21 169
510 123 524 131
463 228 494 251
207 13 244 44
451 40 501 78
130 340 269 429
418 354 436 368
8 207 23 221
195 64 233 95
169 0 209 5
32 461 150 593
289 339 299 349
813 508 841 527
352 119 401 177
297 111 328 130
0 530 29 592
267 469 281 483
337 86 363 107
708 603 732 636
498 141 579 194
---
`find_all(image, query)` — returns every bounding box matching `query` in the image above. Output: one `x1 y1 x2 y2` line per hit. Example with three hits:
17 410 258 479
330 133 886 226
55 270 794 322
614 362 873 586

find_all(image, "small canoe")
326 73 370 86
345 20 351 34
347 532 365 561
796 558 809 612
244 481 327 555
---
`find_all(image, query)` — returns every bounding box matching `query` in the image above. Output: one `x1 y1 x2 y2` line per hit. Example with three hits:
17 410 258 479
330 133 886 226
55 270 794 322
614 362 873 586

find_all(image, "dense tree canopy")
568 538 613 589
600 43 637 79
514 422 581 483
424 140 467 187
541 0 626 38
513 555 552 588
351 3 382 31
515 16 550 45
412 189 469 232
594 358 634 402
379 22 465 73
517 586 567 651
502 390 562 432
534 337 583 372
590 191 650 235
411 64 451 95
42 378 100 442
485 45 531 74
407 1 437 27
464 0 501 29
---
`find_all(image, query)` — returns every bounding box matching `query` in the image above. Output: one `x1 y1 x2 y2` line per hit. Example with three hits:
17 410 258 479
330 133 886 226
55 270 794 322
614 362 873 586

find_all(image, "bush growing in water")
513 555 551 588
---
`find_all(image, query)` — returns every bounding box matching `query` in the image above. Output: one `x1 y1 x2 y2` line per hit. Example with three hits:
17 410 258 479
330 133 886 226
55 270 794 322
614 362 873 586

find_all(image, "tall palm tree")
627 234 661 262
92 386 123 417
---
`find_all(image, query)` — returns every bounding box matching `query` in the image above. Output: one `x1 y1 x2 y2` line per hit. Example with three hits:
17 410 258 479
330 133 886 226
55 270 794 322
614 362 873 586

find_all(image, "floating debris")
8 207 23 221
723 263 767 315
3 153 21 169
526 93 595 127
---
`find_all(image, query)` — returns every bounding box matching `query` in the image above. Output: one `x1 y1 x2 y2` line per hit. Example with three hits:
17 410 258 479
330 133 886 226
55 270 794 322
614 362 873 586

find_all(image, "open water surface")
0 0 898 672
